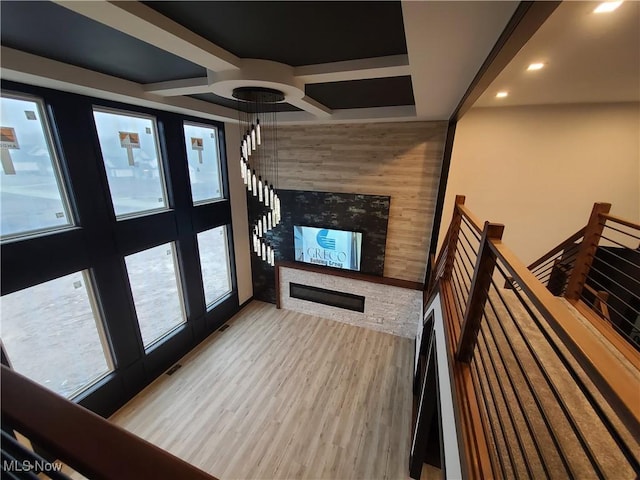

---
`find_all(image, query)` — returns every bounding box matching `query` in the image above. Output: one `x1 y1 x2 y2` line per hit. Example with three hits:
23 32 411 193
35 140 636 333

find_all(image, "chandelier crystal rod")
234 87 284 267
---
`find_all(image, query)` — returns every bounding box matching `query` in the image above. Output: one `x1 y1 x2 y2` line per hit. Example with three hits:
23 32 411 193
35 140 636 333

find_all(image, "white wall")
224 124 253 304
440 102 640 264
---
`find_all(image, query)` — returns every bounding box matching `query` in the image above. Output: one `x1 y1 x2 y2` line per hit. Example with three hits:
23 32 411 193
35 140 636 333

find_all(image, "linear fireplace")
289 283 365 313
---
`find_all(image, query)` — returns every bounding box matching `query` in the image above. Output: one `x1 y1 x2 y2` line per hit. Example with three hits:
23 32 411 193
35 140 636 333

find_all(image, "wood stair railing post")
443 195 466 281
565 202 612 301
456 222 505 363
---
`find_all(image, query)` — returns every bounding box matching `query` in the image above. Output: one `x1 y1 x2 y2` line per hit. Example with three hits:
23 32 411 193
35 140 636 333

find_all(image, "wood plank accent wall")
274 122 448 283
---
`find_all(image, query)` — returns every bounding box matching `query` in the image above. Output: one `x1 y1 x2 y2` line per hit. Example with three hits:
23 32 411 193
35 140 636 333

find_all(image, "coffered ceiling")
3 2 636 123
0 0 520 124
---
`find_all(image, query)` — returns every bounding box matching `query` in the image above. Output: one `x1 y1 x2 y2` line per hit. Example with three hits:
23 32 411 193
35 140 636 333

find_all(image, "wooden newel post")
565 202 611 301
443 195 466 280
456 222 504 363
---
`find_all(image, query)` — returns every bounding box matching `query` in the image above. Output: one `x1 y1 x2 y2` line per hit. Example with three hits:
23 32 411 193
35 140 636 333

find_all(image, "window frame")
124 241 188 351
0 91 75 241
0 79 239 417
197 224 233 310
183 120 226 206
84 269 116 373
91 105 171 220
0 268 115 400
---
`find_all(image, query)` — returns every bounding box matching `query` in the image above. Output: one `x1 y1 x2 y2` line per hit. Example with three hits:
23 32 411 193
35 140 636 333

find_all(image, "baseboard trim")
239 296 254 310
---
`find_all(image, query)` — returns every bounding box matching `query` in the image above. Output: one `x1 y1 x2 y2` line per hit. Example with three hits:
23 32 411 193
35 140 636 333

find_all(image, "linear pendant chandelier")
233 87 282 267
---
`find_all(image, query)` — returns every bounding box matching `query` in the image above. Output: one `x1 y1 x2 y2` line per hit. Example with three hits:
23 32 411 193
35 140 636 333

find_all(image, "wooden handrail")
527 227 586 271
486 239 640 429
434 226 450 270
428 225 450 296
527 210 638 277
456 203 483 234
600 213 640 231
443 196 466 280
432 196 640 478
572 299 640 371
1 366 218 480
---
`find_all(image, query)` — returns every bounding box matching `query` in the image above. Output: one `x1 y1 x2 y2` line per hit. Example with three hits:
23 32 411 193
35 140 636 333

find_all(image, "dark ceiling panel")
306 76 414 110
144 1 407 67
190 93 302 113
0 1 206 84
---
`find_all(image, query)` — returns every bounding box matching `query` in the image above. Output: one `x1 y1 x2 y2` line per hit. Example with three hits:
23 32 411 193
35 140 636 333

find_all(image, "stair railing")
523 227 586 295
1 365 219 480
524 203 640 361
424 195 640 479
569 209 640 353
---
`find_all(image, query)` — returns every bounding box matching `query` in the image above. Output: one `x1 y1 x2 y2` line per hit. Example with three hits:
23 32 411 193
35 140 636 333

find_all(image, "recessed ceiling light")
594 1 623 13
527 62 545 71
496 91 508 98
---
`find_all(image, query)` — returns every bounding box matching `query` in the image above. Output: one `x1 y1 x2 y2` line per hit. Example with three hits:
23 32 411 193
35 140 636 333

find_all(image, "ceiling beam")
294 55 411 84
0 47 238 122
2 48 420 124
143 78 210 96
286 95 332 119
147 54 412 99
277 105 417 125
55 1 241 72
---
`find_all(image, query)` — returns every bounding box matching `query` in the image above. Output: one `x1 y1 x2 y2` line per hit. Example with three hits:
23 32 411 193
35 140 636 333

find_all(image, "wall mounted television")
293 225 363 272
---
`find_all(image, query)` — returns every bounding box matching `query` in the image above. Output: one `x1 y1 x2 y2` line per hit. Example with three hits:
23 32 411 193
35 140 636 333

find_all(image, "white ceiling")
402 1 518 120
475 0 640 108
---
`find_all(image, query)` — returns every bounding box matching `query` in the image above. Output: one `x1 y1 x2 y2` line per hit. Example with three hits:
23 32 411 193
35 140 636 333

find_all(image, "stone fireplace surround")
276 261 423 338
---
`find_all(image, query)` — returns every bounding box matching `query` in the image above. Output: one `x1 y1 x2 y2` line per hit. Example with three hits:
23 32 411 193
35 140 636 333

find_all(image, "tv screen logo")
316 229 336 250
293 225 362 272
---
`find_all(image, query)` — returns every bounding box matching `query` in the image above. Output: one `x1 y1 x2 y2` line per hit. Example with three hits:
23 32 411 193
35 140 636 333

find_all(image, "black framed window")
0 80 240 416
93 107 169 218
182 121 224 204
0 270 113 399
0 92 74 239
197 225 232 309
124 242 187 349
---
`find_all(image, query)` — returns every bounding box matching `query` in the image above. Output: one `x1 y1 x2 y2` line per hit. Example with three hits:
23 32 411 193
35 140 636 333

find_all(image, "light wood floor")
110 301 420 480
